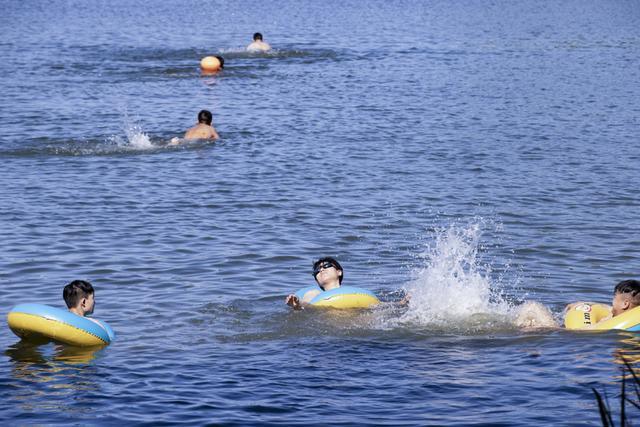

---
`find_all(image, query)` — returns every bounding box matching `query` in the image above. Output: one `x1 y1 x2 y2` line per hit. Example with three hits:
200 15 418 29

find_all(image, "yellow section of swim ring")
8 312 108 347
565 302 640 331
311 293 380 309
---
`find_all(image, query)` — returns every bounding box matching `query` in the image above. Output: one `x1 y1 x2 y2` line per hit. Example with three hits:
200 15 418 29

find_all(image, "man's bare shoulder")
185 124 217 140
247 41 271 52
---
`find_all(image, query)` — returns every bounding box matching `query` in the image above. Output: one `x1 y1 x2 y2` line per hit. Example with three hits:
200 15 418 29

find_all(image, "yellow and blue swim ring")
7 303 115 347
565 302 640 331
295 286 380 309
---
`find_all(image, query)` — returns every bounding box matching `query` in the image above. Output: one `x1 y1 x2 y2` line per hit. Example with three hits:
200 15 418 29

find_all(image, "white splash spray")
398 222 514 330
107 114 155 151
123 123 153 149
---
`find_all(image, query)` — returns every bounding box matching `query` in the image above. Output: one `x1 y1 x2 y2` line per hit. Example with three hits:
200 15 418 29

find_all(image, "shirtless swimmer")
170 109 219 144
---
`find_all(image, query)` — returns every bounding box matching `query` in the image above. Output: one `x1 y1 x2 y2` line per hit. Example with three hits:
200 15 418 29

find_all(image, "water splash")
107 118 154 151
124 123 153 149
397 221 515 331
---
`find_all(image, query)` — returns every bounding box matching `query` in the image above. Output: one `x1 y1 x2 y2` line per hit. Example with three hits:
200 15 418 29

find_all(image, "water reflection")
6 341 104 366
4 341 104 414
613 333 640 379
590 334 640 423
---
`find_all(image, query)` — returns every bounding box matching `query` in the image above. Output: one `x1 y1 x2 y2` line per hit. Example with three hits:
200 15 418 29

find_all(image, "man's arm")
209 126 220 140
285 289 321 310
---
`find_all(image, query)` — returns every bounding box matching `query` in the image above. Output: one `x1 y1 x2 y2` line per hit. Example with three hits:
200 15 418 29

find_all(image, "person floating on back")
285 257 343 310
247 32 271 52
171 110 219 144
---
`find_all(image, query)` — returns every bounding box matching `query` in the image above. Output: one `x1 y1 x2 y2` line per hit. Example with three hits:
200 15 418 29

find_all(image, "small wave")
0 119 183 157
0 135 216 157
215 47 339 61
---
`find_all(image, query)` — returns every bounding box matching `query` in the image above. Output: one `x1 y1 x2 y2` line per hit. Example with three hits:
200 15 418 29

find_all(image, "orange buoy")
200 56 222 72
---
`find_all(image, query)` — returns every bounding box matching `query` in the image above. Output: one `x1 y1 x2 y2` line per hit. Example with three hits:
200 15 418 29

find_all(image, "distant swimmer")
200 55 225 73
247 32 271 52
171 110 219 144
285 257 343 310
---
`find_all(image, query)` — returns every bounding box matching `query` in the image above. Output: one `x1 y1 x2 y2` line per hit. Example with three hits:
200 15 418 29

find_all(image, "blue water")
2 0 640 424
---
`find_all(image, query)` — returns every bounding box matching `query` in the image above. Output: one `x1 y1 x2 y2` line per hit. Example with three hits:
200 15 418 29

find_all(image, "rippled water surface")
1 0 640 425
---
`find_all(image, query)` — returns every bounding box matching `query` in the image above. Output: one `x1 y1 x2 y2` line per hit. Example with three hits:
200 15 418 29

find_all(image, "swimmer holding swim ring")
7 280 115 347
515 279 640 331
286 257 344 310
563 279 640 330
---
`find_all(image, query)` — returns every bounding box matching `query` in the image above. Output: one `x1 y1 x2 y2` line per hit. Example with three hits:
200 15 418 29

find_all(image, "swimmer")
64 280 109 330
63 280 96 317
511 279 640 329
565 279 640 328
246 32 271 52
171 110 219 144
200 55 225 73
285 257 343 310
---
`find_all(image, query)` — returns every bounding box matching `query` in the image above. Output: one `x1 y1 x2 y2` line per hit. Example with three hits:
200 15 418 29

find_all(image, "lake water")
1 0 640 424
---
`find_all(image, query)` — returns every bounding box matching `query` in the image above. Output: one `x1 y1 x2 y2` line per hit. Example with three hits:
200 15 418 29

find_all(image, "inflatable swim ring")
295 286 380 309
7 303 115 347
564 302 640 331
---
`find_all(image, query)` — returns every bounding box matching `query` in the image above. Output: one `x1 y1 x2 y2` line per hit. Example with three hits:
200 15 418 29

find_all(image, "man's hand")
285 294 303 310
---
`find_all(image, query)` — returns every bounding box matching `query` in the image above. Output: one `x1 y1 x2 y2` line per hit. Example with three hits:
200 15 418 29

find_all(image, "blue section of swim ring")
626 324 640 332
9 303 114 344
295 286 320 300
309 286 377 304
92 318 116 341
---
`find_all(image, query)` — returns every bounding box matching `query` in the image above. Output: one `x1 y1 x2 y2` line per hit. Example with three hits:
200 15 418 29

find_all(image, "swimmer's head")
200 56 222 72
312 257 343 288
253 32 263 41
63 280 95 315
612 279 640 317
198 110 213 125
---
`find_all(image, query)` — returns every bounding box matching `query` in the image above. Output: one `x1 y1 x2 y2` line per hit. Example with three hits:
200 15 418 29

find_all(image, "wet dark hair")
198 110 213 125
614 280 640 307
63 280 94 309
253 32 263 41
313 256 343 286
214 55 224 69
